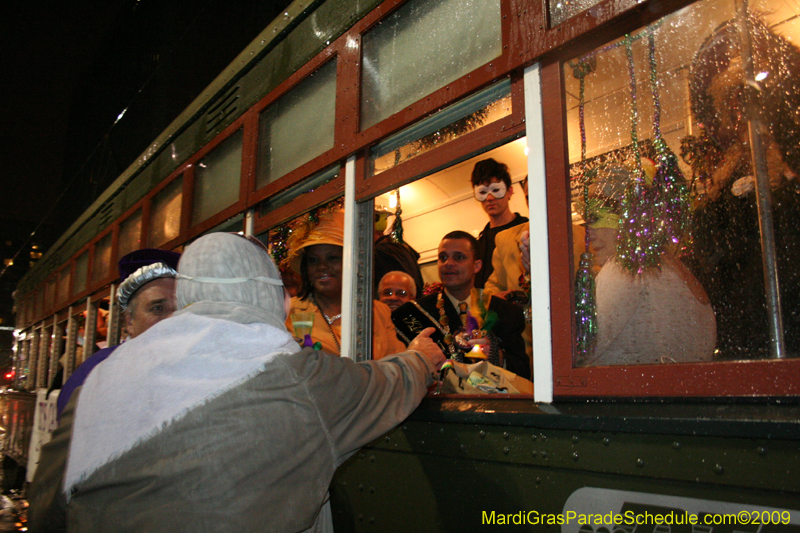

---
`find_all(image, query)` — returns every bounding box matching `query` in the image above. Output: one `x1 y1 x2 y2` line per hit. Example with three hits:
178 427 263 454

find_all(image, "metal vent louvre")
96 198 117 232
204 85 241 137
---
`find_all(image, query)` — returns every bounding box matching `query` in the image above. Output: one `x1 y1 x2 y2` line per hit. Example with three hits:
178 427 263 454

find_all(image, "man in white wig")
29 232 445 533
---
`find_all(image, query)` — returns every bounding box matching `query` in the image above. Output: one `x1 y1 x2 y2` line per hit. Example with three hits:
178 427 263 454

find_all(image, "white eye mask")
473 182 508 202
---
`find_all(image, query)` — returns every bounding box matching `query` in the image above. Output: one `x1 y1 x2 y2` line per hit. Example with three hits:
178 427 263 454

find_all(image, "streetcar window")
192 129 243 225
74 251 88 295
564 0 800 367
258 165 341 216
57 266 70 304
63 311 79 378
376 137 533 390
42 325 56 388
53 320 67 385
360 0 502 130
44 278 56 311
149 176 183 248
91 232 112 284
19 336 31 389
31 328 43 388
94 300 110 354
118 209 143 259
202 213 245 236
256 59 337 189
369 78 512 177
18 299 27 326
268 198 349 355
27 331 37 389
33 289 42 319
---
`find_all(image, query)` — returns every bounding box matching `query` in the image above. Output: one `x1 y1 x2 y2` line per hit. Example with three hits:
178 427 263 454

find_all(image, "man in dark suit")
393 231 530 378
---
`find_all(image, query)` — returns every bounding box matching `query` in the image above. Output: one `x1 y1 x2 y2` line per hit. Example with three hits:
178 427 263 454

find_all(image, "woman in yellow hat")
285 209 406 359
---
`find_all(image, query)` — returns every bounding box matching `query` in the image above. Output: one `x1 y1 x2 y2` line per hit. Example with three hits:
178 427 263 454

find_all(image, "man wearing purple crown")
55 248 180 421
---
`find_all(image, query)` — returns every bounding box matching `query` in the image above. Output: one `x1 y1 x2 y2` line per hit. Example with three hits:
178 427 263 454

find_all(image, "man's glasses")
380 288 409 298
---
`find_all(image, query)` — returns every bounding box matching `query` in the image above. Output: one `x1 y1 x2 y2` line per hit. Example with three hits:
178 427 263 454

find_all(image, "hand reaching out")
407 327 446 369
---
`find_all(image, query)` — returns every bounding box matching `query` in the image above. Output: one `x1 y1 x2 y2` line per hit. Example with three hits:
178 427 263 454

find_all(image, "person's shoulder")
289 296 314 312
373 299 393 318
487 296 525 336
280 346 351 376
499 213 528 231
477 221 493 239
415 293 437 309
374 299 391 311
58 345 119 417
496 223 527 242
92 344 119 357
74 345 118 375
488 294 524 316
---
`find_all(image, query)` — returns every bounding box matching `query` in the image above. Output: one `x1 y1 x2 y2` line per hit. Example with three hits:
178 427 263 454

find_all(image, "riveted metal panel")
361 421 799 492
332 419 800 532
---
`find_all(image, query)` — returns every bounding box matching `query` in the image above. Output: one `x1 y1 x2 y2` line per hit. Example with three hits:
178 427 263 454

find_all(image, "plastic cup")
291 312 315 338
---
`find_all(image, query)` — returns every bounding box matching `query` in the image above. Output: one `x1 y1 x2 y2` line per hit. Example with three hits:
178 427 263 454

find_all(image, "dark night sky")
0 0 133 360
1 0 132 226
1 0 293 248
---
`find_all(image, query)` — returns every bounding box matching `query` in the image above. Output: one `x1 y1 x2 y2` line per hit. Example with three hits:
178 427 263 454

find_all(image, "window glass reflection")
150 176 183 247
566 0 800 365
258 165 341 217
74 251 88 295
370 79 512 177
57 266 70 303
44 279 55 310
118 210 143 260
361 0 502 130
33 289 42 318
201 213 244 237
192 130 243 225
256 60 337 189
91 233 112 284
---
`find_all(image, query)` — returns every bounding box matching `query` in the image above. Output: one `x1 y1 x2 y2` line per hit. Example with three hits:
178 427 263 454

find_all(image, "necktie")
458 301 468 328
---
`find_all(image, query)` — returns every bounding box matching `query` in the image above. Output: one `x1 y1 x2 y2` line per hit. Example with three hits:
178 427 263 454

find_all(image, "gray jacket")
29 338 434 532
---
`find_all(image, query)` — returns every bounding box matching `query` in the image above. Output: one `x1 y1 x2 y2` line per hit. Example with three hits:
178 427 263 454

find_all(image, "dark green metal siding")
332 401 800 532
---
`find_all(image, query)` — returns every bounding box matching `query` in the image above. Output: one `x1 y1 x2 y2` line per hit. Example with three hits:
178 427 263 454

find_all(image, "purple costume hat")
116 249 181 310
